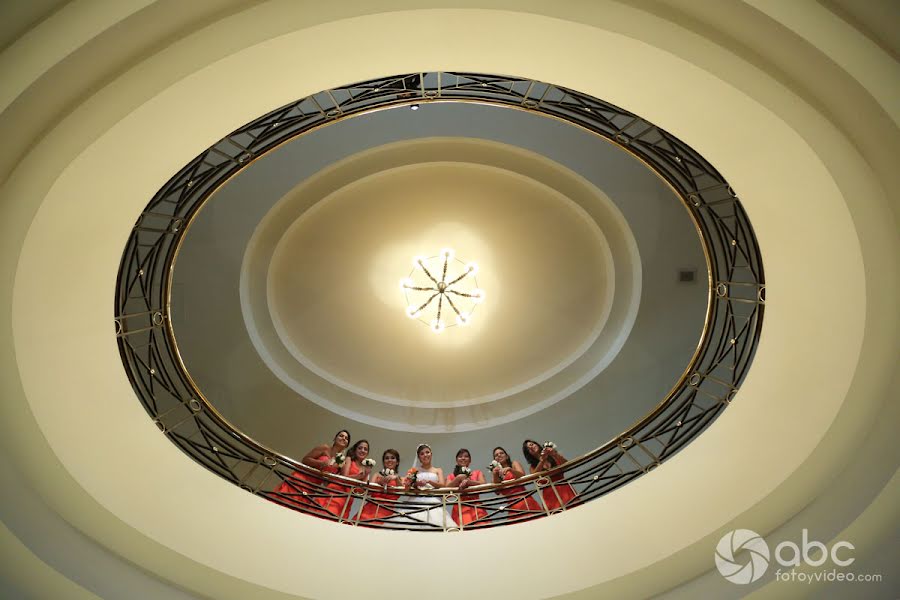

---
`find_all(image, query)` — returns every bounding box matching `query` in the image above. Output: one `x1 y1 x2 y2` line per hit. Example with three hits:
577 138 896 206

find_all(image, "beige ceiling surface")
267 161 611 406
4 3 897 600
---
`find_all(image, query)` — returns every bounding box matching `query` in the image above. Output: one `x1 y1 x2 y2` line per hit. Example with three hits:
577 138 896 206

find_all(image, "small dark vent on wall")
678 269 696 283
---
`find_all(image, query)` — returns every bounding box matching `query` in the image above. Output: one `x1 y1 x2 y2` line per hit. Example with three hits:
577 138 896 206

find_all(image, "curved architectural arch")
1 2 897 599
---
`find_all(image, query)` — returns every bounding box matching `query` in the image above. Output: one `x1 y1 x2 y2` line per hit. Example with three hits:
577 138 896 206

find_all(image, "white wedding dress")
404 471 458 529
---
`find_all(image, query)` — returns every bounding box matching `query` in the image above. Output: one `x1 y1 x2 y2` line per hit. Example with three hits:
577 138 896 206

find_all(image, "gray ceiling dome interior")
171 101 706 465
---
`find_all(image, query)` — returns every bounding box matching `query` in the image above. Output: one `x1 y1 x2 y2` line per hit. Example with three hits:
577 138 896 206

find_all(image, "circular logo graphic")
715 529 770 584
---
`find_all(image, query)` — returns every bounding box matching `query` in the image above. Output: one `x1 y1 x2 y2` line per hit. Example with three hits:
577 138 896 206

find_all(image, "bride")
403 444 457 529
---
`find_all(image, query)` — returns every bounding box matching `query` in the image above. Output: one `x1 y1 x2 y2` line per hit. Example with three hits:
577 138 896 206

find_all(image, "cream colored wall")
0 2 897 599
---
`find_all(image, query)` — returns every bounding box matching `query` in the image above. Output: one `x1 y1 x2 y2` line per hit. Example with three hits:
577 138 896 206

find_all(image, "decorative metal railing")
115 72 764 531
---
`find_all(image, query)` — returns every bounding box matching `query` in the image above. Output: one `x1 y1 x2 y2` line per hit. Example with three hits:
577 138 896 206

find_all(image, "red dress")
539 471 578 511
446 470 488 527
273 453 332 510
317 460 360 519
354 479 402 525
497 470 542 518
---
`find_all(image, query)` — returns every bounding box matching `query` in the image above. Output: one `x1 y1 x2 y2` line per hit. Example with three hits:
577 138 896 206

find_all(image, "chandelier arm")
436 294 444 322
407 286 437 292
414 293 440 313
443 293 463 317
441 255 449 283
446 271 470 287
446 290 476 299
417 262 440 285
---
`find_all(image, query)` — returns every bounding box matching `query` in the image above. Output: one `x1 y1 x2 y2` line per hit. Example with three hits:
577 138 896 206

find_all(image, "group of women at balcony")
273 430 579 527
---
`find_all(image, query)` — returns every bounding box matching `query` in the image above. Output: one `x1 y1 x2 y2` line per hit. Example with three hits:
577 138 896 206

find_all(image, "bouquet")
453 465 472 477
333 452 346 468
488 460 502 472
361 458 376 468
405 467 418 485
543 441 557 451
379 468 396 477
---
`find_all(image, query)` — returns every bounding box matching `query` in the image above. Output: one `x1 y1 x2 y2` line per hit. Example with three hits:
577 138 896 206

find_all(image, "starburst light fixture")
400 248 484 333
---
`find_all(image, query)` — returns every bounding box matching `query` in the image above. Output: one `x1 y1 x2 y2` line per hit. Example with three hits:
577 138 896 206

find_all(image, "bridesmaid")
354 449 403 525
320 439 372 519
273 429 350 510
445 448 487 527
341 439 374 482
523 439 578 511
490 446 541 519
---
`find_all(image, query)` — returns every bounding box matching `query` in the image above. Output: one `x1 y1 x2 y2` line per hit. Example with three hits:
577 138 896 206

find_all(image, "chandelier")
400 248 484 333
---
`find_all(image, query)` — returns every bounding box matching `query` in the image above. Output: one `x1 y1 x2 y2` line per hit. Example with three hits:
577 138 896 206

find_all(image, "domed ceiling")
171 101 705 460
265 160 614 406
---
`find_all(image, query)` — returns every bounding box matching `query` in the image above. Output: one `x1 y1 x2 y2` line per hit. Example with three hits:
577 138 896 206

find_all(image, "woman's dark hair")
453 448 471 476
348 439 369 462
522 439 556 469
382 448 400 465
333 429 351 445
492 446 512 468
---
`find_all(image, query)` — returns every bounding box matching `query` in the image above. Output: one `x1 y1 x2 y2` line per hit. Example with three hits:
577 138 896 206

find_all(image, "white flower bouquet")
333 452 346 467
379 468 395 477
488 460 502 472
454 465 471 477
361 458 376 468
543 441 557 450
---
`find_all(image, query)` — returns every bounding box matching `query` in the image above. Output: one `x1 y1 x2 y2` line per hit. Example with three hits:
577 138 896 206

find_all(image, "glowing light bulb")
406 306 420 319
464 262 479 275
399 277 414 290
456 313 470 326
440 247 455 261
431 319 444 333
470 288 485 304
412 255 426 268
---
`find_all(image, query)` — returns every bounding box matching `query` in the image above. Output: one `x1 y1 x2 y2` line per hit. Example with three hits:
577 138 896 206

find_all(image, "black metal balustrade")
115 72 764 531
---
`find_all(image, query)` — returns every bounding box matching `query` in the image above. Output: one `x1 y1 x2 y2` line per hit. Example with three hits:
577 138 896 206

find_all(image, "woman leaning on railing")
444 448 488 526
272 429 350 510
523 439 578 511
490 446 542 518
270 439 586 527
353 449 403 525
320 439 371 518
